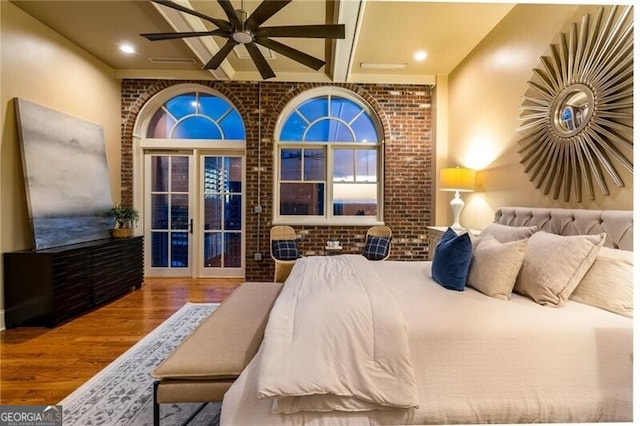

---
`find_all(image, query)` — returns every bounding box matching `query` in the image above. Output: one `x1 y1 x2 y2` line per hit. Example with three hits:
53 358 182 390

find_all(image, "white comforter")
256 255 418 414
222 259 632 425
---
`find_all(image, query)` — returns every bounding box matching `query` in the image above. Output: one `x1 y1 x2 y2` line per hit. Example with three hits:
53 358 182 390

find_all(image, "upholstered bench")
151 281 283 426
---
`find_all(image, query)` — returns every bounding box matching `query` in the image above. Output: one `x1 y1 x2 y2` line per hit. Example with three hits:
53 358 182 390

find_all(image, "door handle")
189 219 193 234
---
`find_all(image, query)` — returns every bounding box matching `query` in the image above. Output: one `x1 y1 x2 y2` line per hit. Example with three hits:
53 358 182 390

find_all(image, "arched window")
146 91 245 140
274 88 383 224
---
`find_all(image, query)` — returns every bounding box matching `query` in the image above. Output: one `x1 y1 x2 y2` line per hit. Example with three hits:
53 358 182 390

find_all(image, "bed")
221 207 633 425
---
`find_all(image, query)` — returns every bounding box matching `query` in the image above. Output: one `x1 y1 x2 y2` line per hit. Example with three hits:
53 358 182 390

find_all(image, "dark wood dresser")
3 236 143 328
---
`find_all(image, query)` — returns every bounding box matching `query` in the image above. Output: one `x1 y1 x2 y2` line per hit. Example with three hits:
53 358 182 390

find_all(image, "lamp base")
449 191 464 230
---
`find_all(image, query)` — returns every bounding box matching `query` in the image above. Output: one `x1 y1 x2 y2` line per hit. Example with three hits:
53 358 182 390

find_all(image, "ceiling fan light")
232 31 253 44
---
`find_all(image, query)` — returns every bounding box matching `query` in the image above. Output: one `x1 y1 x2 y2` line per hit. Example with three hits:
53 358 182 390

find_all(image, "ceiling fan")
141 0 346 79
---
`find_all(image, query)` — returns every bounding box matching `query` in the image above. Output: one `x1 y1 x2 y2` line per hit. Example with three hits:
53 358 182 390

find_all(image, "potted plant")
108 204 139 238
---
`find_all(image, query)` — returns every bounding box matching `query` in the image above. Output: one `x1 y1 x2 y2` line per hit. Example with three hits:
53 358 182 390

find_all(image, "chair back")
363 225 392 261
270 226 298 260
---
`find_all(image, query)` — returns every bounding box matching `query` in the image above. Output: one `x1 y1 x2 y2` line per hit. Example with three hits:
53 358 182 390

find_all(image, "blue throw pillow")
363 236 390 261
431 228 472 291
272 240 299 260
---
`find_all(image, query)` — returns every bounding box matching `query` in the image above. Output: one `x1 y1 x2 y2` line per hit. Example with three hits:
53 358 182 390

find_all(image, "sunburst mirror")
516 5 633 202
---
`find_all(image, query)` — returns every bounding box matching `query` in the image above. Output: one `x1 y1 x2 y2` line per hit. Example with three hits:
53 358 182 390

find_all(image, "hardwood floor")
0 277 243 405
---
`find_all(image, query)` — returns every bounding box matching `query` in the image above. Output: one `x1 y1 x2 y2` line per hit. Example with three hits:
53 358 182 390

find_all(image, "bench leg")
153 380 160 426
180 402 209 426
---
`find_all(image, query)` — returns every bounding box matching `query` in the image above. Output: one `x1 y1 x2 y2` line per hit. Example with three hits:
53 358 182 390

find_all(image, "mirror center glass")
552 84 594 137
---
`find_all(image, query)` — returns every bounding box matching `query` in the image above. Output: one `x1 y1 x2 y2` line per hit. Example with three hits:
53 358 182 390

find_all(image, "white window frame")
273 87 384 226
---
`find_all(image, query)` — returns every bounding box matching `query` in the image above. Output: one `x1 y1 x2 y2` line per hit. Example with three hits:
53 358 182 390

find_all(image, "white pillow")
480 223 537 243
467 234 527 300
514 232 605 306
570 247 633 317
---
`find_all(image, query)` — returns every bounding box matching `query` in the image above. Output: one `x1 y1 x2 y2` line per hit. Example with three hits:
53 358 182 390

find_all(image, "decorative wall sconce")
517 5 633 202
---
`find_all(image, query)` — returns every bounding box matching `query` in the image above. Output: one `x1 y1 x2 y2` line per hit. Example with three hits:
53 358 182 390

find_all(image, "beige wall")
443 4 634 230
0 2 121 327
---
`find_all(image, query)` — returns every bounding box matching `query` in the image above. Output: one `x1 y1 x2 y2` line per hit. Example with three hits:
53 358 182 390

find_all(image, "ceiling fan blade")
245 42 276 79
246 0 292 30
141 29 227 41
255 37 325 70
203 39 237 69
217 0 241 28
255 25 346 39
152 0 231 32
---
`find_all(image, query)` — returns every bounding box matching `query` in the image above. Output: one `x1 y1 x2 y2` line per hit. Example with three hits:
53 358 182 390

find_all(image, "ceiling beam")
332 0 364 82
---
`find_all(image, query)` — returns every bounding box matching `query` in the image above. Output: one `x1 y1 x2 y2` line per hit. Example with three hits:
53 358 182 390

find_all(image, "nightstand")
426 226 481 260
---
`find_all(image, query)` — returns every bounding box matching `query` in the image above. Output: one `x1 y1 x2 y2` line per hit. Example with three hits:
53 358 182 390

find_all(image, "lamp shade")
440 167 476 192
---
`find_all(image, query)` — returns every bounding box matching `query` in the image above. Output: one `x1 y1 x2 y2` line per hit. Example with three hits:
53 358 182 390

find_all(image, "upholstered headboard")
494 207 633 251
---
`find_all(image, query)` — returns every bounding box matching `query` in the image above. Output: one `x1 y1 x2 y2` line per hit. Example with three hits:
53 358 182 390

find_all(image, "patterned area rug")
60 302 221 425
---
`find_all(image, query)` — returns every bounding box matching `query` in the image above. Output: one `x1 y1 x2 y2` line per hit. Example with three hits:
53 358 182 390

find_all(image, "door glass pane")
171 232 188 267
304 149 325 181
151 194 168 228
280 183 324 215
151 156 169 191
171 156 189 192
224 232 242 267
173 116 221 139
227 157 242 192
225 195 242 230
171 194 189 230
151 232 168 267
204 232 222 267
204 195 222 230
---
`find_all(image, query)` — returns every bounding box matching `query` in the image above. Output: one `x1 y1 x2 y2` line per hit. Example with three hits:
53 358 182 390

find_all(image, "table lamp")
440 167 476 230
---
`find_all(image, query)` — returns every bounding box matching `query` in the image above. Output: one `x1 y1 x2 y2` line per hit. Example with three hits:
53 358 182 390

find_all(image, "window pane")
165 93 196 119
204 194 222 230
298 98 328 123
305 120 329 141
171 157 189 192
280 111 307 141
198 94 229 120
330 97 361 123
204 232 222 267
304 149 325 181
356 150 377 182
333 183 377 216
171 194 189 230
151 156 169 191
328 120 354 142
173 116 221 139
220 110 245 139
151 232 168 267
280 183 324 215
224 232 242 267
333 149 355 182
147 110 177 138
171 232 188 267
351 113 378 142
281 149 302 180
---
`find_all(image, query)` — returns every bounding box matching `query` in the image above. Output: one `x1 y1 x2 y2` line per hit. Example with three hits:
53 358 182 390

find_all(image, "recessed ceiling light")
119 44 135 54
413 50 428 61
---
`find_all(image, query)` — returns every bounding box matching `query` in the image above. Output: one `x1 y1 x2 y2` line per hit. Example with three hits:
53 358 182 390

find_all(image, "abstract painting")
15 98 113 250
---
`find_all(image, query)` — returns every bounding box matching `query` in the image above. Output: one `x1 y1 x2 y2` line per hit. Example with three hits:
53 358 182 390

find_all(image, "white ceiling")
10 0 515 84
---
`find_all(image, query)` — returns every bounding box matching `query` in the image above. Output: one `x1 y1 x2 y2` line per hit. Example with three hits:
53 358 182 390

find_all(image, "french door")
144 151 244 277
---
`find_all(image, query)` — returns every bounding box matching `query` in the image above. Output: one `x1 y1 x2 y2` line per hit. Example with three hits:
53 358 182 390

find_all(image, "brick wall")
121 80 433 281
